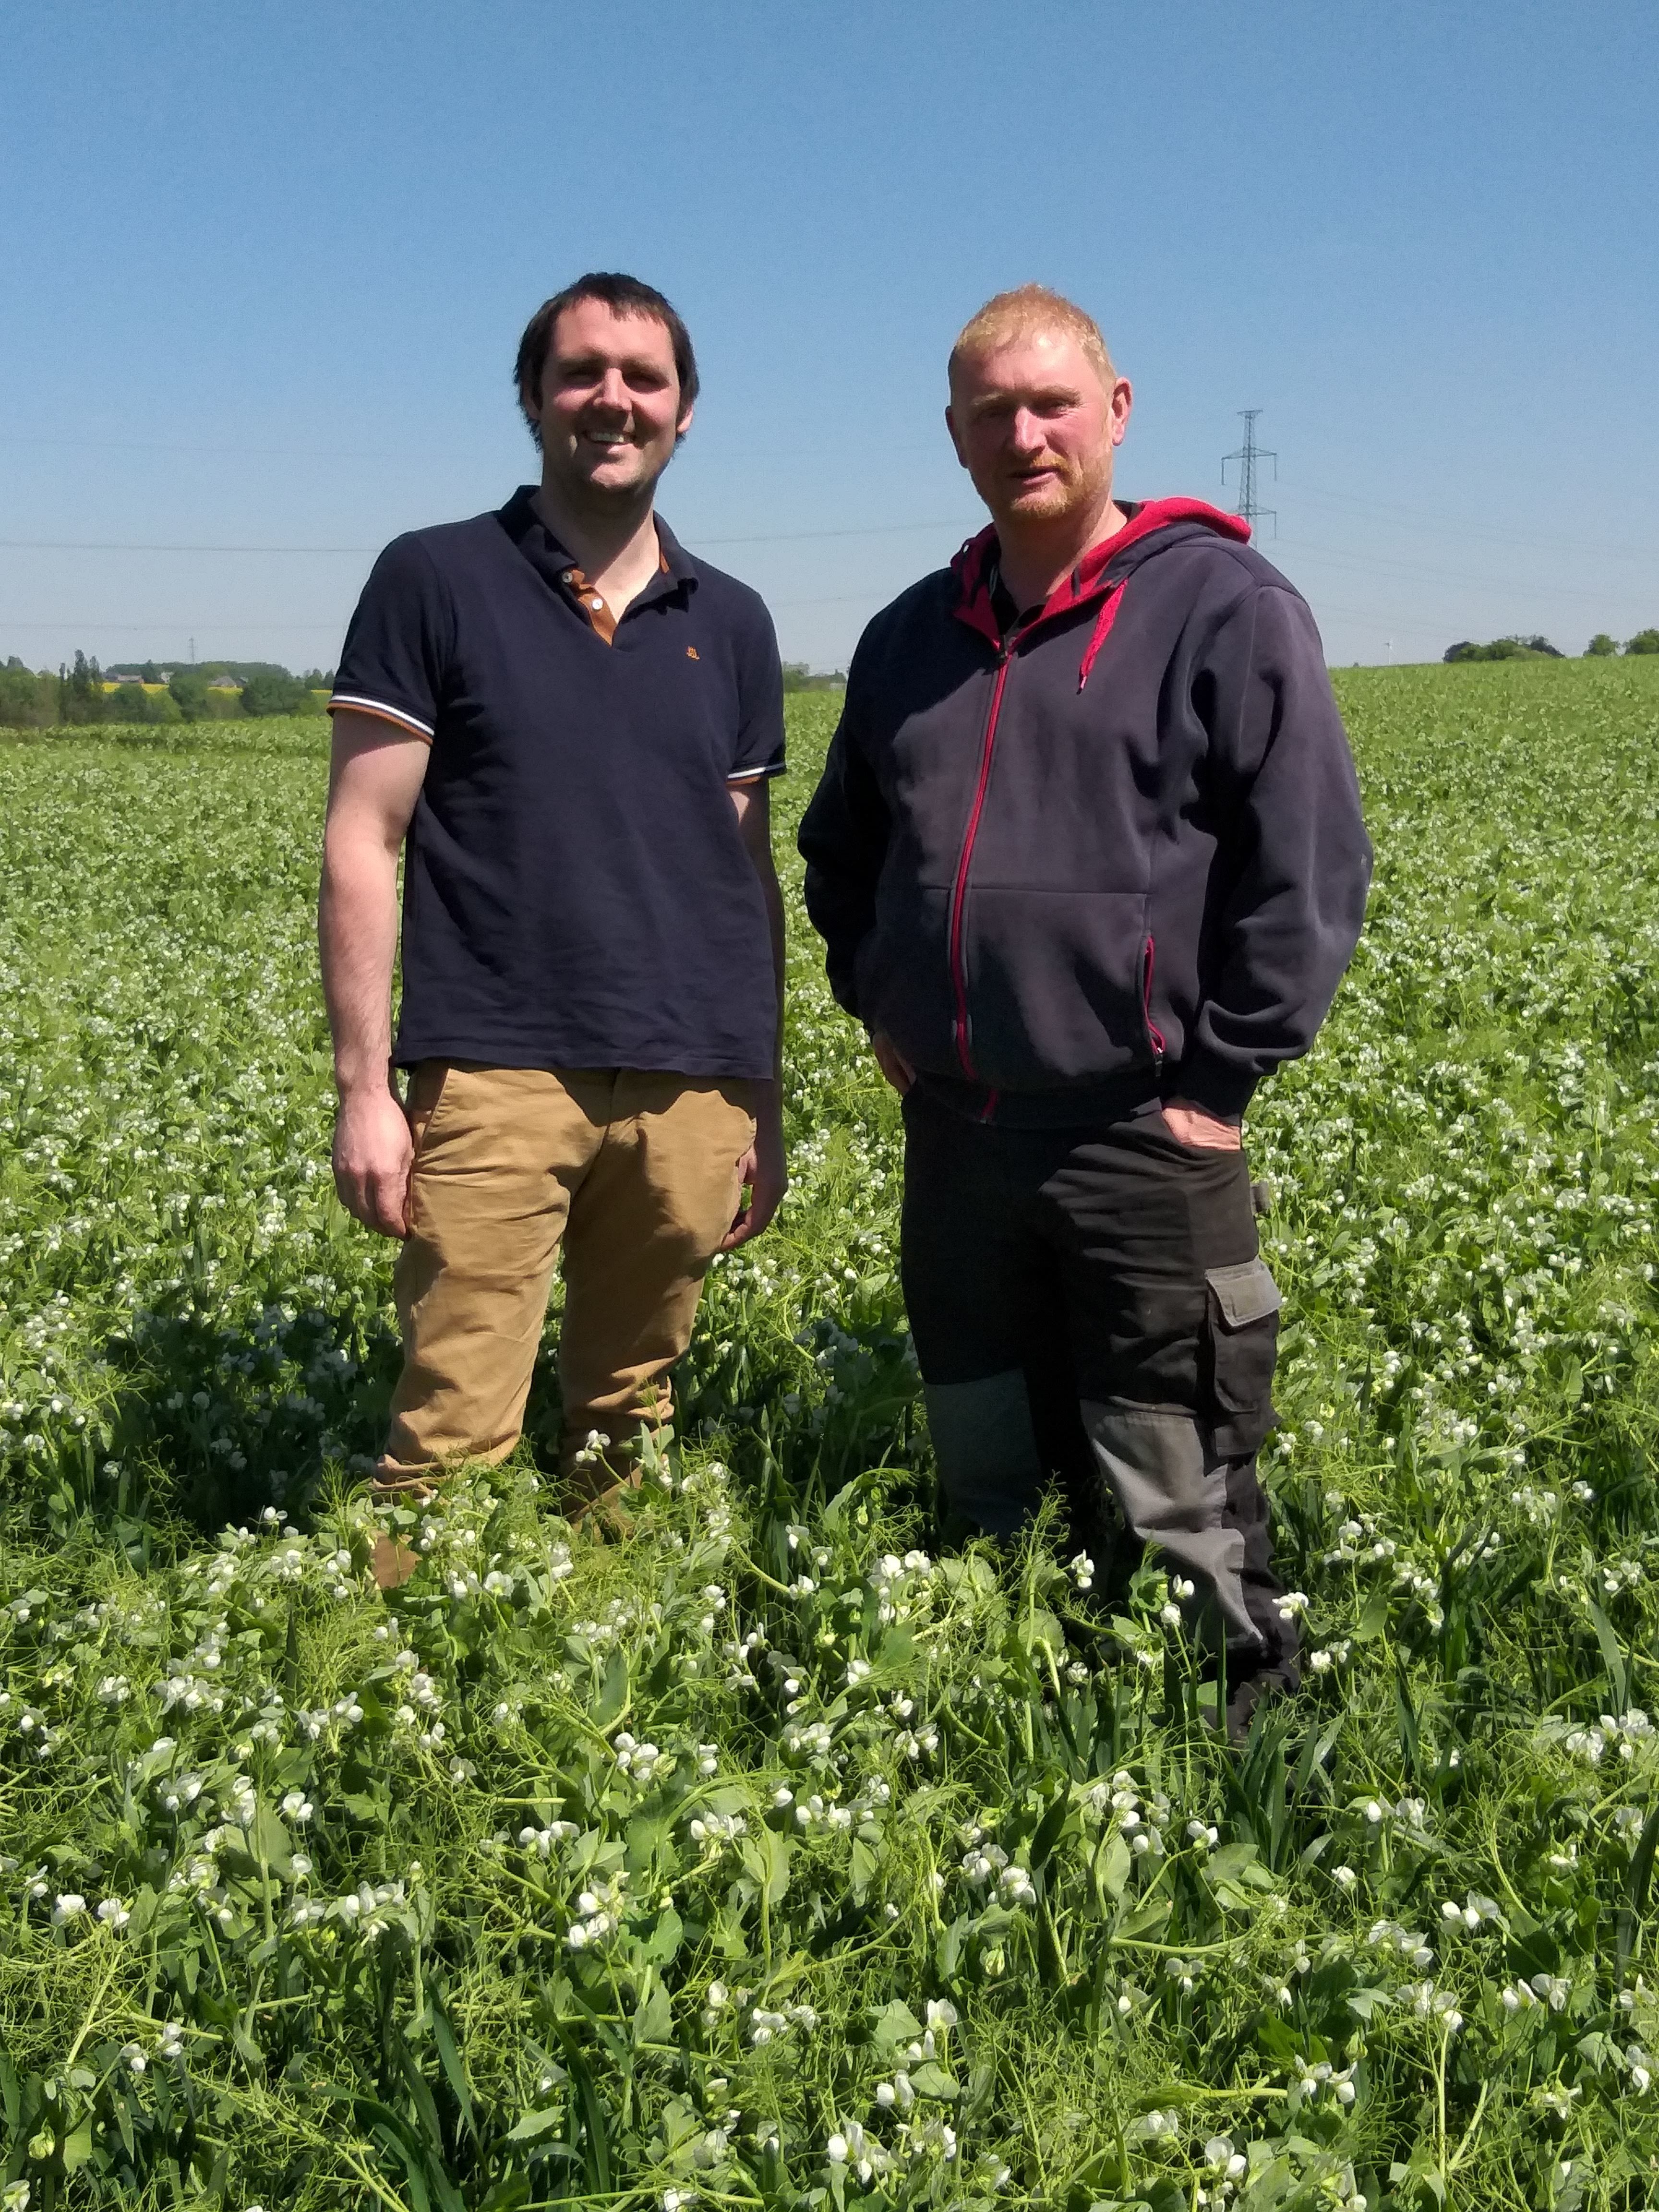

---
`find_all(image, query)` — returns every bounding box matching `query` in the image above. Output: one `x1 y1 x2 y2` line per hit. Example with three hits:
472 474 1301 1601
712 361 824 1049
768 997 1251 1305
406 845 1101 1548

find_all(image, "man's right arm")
318 709 430 1237
797 661 891 1013
797 681 913 1094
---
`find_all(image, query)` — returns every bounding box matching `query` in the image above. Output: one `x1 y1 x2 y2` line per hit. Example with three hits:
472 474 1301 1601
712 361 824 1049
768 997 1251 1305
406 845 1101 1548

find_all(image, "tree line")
0 653 841 726
0 653 335 729
1444 631 1659 662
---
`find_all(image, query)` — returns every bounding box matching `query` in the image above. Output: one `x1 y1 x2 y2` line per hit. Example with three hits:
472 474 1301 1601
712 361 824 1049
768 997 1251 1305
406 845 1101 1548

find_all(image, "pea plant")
2 666 1659 2210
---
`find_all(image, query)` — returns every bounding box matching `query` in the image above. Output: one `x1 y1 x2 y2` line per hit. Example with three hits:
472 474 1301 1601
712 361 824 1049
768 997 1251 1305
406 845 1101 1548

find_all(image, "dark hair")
515 273 699 443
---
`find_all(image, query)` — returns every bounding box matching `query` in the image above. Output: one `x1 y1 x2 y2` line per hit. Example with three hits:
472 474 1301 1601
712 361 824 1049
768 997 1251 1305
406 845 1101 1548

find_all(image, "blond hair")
949 284 1117 391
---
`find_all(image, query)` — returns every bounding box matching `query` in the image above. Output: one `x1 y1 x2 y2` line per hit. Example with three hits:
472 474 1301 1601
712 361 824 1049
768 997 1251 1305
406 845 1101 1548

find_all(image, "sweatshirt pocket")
956 887 1157 1087
855 878 958 1075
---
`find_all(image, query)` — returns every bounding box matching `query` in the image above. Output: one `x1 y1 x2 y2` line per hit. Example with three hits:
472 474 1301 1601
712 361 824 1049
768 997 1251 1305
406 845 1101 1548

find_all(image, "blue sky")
2 0 1655 673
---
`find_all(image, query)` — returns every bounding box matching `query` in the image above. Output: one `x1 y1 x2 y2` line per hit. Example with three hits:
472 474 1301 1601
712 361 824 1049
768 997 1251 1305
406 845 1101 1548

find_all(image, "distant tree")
240 668 305 717
781 661 847 692
0 662 55 729
168 670 212 721
1444 635 1562 663
139 660 161 684
1586 633 1618 657
1624 629 1659 656
61 650 106 724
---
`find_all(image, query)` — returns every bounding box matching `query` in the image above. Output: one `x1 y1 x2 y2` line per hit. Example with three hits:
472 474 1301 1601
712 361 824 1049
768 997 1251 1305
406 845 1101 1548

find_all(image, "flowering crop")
2 664 1659 2210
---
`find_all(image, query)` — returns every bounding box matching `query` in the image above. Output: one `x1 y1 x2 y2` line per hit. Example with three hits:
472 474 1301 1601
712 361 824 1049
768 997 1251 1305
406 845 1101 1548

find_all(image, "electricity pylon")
1223 410 1277 538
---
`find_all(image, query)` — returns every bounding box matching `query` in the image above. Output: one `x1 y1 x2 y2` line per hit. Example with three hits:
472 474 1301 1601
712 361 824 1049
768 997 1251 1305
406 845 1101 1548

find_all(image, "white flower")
51 1893 86 1925
119 2042 146 2075
826 2133 849 2164
96 1898 131 1929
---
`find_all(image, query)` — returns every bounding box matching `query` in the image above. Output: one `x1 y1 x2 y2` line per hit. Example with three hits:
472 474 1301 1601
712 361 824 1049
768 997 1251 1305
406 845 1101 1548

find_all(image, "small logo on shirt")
686 645 700 660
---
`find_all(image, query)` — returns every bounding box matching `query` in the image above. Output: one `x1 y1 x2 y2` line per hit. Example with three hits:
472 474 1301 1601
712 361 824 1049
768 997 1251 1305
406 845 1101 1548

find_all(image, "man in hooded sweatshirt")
798 286 1372 1735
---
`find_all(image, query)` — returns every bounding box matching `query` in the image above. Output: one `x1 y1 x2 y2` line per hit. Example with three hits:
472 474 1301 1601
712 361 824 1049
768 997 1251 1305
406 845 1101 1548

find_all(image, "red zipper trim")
948 648 1015 1080
1142 934 1166 1064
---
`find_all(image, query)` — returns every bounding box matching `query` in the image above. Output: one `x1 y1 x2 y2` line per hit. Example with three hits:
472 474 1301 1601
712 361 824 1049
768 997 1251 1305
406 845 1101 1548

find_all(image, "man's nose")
590 368 631 414
1007 408 1046 452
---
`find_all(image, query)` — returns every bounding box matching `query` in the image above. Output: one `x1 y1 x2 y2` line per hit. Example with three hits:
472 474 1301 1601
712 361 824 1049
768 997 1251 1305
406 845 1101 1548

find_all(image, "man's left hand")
722 1086 788 1248
1162 1102 1244 1151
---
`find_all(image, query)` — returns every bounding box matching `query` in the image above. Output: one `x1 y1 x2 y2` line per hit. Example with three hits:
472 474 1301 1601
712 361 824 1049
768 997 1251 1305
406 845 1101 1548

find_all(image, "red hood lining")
951 497 1250 650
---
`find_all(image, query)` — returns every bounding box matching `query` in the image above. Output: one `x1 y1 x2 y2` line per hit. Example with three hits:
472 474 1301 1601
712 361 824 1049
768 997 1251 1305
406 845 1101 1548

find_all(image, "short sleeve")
329 534 453 742
725 590 787 783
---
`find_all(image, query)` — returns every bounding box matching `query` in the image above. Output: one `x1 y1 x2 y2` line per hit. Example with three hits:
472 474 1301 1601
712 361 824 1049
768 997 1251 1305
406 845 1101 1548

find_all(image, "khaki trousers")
379 1063 756 1497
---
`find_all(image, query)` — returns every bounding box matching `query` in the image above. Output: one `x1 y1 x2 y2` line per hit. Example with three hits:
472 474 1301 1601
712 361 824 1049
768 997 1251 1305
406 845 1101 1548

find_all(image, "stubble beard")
995 445 1114 535
547 430 671 524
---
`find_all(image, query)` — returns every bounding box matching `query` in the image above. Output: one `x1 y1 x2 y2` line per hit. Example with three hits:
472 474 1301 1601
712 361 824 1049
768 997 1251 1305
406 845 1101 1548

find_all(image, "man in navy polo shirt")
319 272 786 1555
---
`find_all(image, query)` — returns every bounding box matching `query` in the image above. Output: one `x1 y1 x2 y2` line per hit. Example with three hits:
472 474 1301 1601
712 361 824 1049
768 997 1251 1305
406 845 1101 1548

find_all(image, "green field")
3 659 1659 2211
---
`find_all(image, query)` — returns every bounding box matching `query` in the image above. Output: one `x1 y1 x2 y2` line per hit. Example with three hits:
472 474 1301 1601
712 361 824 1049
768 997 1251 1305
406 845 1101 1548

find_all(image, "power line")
1223 410 1276 538
1276 535 1657 609
0 516 978 556
0 540 376 555
1279 478 1659 565
0 619 346 635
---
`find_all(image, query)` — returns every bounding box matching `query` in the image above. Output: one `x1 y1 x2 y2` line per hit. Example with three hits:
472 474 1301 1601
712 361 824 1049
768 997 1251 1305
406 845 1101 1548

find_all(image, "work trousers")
901 1090 1297 1680
378 1063 756 1498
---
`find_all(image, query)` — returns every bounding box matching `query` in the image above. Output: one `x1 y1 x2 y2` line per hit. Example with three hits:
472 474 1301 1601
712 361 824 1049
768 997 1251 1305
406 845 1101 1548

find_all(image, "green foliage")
1443 635 1563 662
60 648 106 724
167 669 213 721
3 668 1659 2209
1585 635 1618 659
0 659 57 730
783 663 847 694
118 685 184 728
1623 629 1659 657
240 668 307 718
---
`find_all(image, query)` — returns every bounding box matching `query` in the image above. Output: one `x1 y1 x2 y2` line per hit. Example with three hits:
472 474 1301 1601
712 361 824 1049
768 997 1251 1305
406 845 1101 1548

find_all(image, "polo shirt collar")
498 485 698 610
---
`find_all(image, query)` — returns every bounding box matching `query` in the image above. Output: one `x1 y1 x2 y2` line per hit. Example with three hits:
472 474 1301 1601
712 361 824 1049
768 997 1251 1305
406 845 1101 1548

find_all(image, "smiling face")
946 327 1131 534
524 297 691 509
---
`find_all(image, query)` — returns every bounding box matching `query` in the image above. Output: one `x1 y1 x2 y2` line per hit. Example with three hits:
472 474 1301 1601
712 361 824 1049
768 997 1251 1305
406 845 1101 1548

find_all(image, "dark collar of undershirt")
988 560 1044 642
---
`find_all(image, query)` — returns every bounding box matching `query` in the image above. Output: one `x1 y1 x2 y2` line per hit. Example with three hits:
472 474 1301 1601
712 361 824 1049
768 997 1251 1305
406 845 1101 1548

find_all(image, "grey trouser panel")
903 1094 1295 1666
923 1371 1045 1538
1079 1399 1262 1650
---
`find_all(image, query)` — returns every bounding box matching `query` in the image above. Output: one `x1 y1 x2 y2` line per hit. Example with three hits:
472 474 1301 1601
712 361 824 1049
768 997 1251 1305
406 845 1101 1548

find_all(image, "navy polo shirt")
330 487 785 1079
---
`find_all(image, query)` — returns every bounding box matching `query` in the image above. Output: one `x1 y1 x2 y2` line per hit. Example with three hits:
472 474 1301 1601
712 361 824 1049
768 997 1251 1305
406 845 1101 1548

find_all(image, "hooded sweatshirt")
798 499 1373 1126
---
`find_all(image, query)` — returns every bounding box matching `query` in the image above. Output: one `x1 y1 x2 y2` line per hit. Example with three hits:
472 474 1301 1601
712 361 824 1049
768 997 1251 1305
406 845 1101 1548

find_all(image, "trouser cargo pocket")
1202 1257 1281 1457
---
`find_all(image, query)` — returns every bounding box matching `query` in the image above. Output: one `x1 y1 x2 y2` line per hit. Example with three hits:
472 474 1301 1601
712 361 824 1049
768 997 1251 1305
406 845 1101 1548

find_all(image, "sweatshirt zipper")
1142 934 1166 1069
948 642 1015 1081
